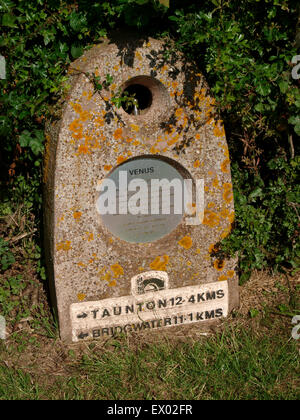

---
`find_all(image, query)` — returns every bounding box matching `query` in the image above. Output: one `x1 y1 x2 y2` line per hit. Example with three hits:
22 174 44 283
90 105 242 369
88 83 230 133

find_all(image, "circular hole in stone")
121 84 153 115
120 76 169 118
97 156 192 243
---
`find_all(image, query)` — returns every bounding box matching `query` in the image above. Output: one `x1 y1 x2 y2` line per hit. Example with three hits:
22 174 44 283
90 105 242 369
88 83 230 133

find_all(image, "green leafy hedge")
1 0 299 280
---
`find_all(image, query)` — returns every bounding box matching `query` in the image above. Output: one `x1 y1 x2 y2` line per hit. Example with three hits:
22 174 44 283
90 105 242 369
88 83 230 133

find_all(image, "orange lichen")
150 145 160 154
220 226 231 239
228 211 235 224
108 280 117 287
223 183 233 204
203 210 220 228
87 232 94 241
104 164 112 171
135 51 142 60
218 275 228 281
71 103 83 114
208 244 219 254
104 272 112 282
213 121 225 137
223 148 230 158
94 116 105 127
73 211 82 220
178 236 193 250
114 128 123 140
193 160 200 168
220 208 230 219
117 155 127 165
227 270 235 278
175 108 184 118
214 259 225 271
130 124 140 132
150 255 169 271
69 119 83 134
221 158 230 173
56 240 71 251
77 293 86 302
77 262 86 268
111 264 124 278
77 144 90 155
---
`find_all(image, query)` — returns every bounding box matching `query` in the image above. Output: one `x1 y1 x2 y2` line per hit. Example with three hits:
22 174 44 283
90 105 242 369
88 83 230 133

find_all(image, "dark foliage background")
0 0 299 286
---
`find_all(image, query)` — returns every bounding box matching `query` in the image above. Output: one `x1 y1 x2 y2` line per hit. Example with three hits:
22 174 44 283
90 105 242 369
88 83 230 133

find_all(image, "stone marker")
44 35 239 343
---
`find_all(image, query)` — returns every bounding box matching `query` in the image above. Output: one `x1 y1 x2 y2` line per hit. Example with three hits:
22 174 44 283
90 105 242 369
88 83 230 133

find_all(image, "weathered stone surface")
44 35 239 343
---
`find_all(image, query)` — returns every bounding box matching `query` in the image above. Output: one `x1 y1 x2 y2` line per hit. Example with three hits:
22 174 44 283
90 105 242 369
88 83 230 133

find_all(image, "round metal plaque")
97 157 185 243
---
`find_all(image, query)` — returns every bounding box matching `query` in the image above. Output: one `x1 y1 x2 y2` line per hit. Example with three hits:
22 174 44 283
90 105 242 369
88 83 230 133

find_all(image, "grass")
0 321 299 400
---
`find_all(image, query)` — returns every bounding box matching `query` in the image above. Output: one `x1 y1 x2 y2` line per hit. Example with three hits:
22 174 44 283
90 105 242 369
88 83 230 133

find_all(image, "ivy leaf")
71 45 84 59
69 12 88 32
2 12 17 27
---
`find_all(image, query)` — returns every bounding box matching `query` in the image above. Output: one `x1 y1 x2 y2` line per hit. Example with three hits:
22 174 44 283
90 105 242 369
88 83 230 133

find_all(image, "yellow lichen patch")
221 158 230 173
71 103 83 114
223 183 233 204
79 110 92 122
220 208 230 219
228 211 235 224
77 293 86 302
207 202 215 209
73 211 82 220
135 51 142 61
108 280 117 287
94 116 105 127
87 232 94 241
69 119 83 140
150 145 160 154
175 108 184 118
208 244 219 254
150 255 169 271
56 240 71 251
77 144 90 155
195 248 201 254
167 135 179 146
212 177 220 189
104 164 112 171
213 121 225 137
203 210 220 228
130 124 140 132
227 270 235 278
218 275 228 281
178 236 193 250
220 226 232 239
117 155 127 165
223 148 230 158
77 262 86 268
193 159 200 168
214 259 225 271
114 128 123 140
103 272 112 282
161 64 168 73
110 263 124 278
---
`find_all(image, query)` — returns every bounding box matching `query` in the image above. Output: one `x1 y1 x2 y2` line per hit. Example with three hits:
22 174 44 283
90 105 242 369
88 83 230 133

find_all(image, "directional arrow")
78 332 89 340
77 312 88 319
